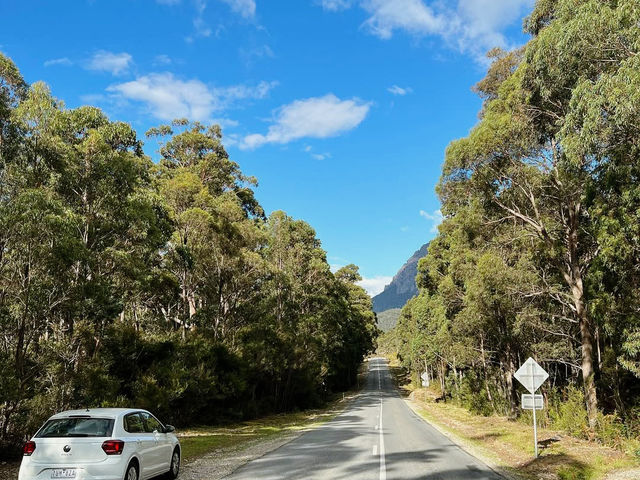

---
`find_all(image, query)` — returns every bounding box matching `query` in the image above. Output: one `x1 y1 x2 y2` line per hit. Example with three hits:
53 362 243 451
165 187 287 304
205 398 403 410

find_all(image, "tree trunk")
573 282 598 427
504 353 518 419
565 201 598 427
439 360 447 400
480 336 495 410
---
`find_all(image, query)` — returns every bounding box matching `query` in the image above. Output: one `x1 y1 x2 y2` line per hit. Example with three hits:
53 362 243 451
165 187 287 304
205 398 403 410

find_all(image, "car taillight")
101 440 124 455
23 441 36 456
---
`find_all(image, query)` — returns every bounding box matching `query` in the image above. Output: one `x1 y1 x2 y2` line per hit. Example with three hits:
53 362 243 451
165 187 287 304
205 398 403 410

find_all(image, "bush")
549 385 589 438
557 465 593 480
594 412 626 448
451 370 494 416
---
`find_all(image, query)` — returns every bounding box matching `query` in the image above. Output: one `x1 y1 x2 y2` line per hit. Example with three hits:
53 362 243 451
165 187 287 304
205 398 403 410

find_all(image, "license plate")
51 469 76 479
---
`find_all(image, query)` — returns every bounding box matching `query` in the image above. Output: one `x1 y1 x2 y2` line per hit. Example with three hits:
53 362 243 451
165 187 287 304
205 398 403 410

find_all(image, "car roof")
50 408 148 419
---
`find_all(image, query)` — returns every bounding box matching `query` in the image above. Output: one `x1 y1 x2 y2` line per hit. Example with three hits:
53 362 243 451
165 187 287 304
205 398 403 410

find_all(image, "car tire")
124 461 138 480
167 448 180 479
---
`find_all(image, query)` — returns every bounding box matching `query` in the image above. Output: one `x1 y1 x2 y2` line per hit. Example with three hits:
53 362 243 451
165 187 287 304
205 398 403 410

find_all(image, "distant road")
226 357 503 479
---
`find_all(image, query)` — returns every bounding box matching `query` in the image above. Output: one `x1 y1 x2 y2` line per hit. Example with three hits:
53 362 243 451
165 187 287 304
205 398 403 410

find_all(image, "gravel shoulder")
0 461 19 479
180 429 306 480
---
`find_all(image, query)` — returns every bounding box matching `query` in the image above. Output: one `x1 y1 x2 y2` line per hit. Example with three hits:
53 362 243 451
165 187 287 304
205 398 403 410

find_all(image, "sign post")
420 371 429 387
514 358 548 459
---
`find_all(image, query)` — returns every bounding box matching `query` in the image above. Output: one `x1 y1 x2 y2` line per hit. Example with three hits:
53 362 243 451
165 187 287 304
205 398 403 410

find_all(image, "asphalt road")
226 357 503 480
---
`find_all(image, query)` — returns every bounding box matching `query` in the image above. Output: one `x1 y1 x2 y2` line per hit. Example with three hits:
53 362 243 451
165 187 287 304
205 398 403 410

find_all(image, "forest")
0 53 377 457
380 0 640 447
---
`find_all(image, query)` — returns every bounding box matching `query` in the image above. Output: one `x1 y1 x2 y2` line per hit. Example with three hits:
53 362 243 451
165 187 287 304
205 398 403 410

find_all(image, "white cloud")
319 0 353 11
220 0 256 18
326 0 534 61
241 94 371 149
357 276 393 297
212 118 240 129
304 145 332 160
153 54 172 66
44 57 72 67
387 85 412 96
158 0 255 17
452 0 535 56
361 0 445 40
240 45 275 66
107 73 276 122
161 0 257 42
420 209 443 233
218 81 277 101
87 51 133 76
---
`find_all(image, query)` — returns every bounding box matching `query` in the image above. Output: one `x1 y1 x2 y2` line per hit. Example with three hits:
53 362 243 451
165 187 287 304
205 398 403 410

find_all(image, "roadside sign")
420 371 429 387
514 358 549 459
521 394 544 410
514 358 548 394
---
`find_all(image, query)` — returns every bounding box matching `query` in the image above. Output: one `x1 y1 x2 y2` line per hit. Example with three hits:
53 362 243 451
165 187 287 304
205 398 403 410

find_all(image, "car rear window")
36 418 115 438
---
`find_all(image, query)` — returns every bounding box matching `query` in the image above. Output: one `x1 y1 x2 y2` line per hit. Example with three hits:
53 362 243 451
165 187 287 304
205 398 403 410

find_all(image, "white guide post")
530 361 538 458
514 357 548 460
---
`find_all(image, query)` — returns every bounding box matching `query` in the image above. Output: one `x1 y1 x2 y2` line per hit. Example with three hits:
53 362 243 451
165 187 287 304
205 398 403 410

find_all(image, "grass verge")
179 404 345 462
2 365 368 478
179 363 368 463
388 362 640 480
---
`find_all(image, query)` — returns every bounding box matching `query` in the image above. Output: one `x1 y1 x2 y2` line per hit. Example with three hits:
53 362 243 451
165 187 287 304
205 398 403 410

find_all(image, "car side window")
141 412 163 433
124 413 145 433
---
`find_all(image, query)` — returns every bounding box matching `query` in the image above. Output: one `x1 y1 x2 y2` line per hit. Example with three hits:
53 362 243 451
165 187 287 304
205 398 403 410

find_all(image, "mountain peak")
372 243 428 313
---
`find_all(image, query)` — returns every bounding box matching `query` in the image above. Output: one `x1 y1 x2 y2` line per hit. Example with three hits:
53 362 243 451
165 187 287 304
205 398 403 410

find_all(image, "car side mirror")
163 425 175 433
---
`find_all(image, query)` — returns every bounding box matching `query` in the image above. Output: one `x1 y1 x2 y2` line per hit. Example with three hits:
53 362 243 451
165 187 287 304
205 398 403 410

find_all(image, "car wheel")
124 461 138 480
167 448 180 479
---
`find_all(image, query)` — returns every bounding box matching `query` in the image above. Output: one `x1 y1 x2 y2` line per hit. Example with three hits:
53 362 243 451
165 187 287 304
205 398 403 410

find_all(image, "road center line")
378 364 386 480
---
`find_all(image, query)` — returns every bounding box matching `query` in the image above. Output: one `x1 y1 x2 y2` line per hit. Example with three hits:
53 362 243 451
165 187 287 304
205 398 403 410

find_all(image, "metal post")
530 361 538 458
532 394 538 458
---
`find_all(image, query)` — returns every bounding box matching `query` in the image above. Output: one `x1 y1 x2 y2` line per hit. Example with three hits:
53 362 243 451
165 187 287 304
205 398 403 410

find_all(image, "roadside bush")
594 412 626 448
557 464 593 480
549 385 589 438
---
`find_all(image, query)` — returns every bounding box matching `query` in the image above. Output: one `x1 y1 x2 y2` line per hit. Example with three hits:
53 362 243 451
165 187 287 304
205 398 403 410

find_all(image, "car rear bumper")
18 462 127 480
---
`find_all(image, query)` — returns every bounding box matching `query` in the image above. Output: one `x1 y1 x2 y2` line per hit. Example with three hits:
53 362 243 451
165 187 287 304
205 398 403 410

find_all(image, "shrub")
594 412 626 448
549 385 589 438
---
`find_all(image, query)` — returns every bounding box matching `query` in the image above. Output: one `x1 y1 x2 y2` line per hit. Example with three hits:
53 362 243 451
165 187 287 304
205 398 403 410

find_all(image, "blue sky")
1 0 533 295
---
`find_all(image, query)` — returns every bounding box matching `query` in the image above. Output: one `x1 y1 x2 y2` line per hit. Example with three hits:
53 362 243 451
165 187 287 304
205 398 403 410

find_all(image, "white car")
18 408 180 480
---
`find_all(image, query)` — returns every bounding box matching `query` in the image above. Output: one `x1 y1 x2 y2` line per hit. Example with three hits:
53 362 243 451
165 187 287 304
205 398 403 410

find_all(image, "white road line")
379 399 386 480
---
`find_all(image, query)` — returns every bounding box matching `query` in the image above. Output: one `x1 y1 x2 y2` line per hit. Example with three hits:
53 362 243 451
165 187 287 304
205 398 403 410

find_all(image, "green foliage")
557 465 593 480
0 57 376 458
376 308 401 332
549 386 590 438
380 0 640 444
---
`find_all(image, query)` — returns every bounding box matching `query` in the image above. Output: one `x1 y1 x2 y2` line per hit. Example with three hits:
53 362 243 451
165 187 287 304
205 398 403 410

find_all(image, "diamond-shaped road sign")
514 357 548 394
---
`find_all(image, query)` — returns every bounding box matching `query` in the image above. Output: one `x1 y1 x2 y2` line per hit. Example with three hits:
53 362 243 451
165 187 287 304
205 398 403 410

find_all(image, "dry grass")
387 362 640 480
179 363 368 463
178 404 346 462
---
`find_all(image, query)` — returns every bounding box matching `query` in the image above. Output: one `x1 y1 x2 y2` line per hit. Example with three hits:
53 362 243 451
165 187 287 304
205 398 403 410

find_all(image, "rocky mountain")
372 243 428 313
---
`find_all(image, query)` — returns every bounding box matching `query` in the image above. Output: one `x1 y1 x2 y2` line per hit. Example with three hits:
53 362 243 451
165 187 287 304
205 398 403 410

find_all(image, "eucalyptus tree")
438 0 640 426
148 120 264 339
